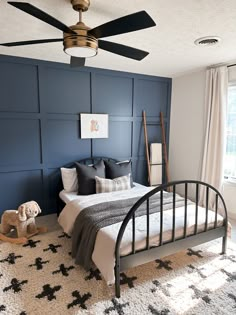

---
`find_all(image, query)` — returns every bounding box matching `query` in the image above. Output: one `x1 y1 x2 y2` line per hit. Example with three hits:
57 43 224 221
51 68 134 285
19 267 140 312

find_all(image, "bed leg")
115 263 120 298
221 236 227 255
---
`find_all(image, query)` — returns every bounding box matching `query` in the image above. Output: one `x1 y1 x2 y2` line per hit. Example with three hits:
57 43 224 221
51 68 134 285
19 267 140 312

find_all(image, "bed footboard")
114 180 228 298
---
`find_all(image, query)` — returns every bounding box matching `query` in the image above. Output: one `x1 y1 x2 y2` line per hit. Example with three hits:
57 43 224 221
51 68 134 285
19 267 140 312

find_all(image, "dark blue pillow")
75 159 105 195
104 160 134 187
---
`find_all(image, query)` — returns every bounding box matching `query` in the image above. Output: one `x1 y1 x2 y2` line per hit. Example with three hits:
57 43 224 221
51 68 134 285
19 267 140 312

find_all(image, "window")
224 85 236 179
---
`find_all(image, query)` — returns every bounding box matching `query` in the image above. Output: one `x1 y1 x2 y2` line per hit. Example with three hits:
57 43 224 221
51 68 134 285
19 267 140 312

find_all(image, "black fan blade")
8 2 76 34
70 57 86 67
0 38 63 47
89 10 156 39
99 40 149 61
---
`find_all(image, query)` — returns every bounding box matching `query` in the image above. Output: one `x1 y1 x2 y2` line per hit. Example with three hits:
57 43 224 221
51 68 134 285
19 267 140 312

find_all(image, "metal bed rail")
114 180 228 298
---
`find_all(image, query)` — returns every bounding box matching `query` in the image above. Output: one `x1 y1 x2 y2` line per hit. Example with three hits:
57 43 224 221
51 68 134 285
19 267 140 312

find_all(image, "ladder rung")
150 163 162 166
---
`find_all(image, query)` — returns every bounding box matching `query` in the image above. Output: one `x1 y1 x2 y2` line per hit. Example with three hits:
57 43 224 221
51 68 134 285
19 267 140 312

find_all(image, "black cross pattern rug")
0 229 235 315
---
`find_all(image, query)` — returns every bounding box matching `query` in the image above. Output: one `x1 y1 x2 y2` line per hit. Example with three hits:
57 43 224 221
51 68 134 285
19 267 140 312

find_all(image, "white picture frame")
80 113 109 139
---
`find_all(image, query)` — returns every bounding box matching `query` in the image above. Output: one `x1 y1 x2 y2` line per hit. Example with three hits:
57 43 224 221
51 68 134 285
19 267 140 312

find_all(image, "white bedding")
58 183 152 235
58 184 224 284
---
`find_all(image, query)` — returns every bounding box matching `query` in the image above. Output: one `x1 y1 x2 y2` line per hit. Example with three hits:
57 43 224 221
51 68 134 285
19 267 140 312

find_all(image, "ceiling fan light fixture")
63 22 98 58
65 45 97 58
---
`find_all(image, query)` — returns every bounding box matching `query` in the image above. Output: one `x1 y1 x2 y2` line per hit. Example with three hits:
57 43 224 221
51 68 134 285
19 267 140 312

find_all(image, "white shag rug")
0 230 235 315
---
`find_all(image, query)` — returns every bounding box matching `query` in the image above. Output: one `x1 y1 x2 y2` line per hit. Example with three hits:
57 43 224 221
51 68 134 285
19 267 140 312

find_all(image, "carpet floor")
0 229 235 315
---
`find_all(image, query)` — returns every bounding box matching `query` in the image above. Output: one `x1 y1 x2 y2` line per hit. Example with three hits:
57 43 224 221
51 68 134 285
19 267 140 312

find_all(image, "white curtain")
200 66 228 207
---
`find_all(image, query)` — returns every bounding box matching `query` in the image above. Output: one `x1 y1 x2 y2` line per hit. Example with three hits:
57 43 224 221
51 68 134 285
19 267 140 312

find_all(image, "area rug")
0 230 235 315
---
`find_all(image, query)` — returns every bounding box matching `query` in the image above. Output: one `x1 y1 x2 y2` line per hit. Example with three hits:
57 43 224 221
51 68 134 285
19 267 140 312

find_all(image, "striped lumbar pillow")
95 174 131 193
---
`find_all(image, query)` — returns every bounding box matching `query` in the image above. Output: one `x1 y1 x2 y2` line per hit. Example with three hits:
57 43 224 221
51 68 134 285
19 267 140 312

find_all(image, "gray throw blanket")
71 192 187 270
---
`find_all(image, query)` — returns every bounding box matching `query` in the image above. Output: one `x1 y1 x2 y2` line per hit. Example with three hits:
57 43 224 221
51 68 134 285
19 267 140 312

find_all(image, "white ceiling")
1 0 236 78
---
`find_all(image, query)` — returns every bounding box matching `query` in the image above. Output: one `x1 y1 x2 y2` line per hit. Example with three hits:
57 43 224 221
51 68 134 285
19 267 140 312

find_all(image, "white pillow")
95 174 131 193
60 168 78 192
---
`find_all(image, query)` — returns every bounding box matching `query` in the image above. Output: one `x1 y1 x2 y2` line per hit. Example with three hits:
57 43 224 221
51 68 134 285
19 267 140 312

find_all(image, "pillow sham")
75 159 105 195
104 160 134 187
60 167 78 192
95 174 131 193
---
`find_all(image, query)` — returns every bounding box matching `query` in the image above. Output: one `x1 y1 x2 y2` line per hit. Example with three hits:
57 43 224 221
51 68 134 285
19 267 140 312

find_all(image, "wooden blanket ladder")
142 110 170 186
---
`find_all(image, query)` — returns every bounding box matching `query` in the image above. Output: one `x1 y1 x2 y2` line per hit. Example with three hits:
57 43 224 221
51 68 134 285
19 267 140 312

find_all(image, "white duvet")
58 184 224 284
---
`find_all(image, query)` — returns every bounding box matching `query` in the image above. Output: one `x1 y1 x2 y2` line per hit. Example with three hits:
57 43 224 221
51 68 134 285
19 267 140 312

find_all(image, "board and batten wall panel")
92 73 133 116
0 119 41 166
93 121 133 158
40 67 91 114
45 119 91 166
0 62 39 113
135 78 169 116
0 54 171 215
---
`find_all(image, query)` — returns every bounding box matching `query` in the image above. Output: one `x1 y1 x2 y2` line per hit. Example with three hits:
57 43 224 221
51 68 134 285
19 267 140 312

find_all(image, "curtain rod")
228 64 236 68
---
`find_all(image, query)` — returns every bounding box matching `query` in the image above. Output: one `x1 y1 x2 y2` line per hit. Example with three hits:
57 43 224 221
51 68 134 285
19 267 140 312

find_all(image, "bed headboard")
76 157 118 166
58 156 119 169
56 156 119 215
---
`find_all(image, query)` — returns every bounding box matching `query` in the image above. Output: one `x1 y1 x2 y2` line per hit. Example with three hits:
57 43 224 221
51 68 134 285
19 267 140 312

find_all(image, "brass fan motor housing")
63 22 98 56
71 0 90 12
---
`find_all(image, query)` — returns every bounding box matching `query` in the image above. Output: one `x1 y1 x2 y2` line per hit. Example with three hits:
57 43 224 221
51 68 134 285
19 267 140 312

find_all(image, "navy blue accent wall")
0 54 172 216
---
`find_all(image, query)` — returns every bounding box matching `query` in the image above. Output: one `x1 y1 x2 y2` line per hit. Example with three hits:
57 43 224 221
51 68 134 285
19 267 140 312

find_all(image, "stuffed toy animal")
0 201 47 244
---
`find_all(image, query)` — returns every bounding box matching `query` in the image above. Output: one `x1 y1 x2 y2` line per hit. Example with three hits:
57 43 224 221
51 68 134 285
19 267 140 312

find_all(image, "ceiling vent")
194 36 221 46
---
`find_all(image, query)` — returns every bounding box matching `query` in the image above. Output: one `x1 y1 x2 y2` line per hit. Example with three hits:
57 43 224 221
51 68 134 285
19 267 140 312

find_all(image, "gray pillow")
75 160 105 195
95 174 131 193
104 160 134 187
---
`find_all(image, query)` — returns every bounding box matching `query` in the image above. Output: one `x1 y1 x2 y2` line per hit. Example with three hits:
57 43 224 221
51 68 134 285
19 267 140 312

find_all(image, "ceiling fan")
0 0 156 67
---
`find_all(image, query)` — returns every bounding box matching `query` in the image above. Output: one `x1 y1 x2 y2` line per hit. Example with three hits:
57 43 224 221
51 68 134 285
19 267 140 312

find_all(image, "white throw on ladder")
150 143 162 186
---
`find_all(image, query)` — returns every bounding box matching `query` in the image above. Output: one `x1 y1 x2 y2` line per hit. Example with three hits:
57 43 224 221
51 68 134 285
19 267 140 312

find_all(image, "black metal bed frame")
56 158 228 299
114 180 228 298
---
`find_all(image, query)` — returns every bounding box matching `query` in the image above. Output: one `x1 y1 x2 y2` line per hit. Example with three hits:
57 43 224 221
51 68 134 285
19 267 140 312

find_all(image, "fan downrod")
71 0 90 12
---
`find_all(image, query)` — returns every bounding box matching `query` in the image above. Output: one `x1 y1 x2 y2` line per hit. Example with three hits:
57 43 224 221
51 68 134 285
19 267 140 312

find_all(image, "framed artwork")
80 113 109 139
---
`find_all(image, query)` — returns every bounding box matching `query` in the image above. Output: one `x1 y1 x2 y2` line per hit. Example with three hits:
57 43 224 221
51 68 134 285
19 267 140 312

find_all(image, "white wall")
169 70 206 181
169 68 236 219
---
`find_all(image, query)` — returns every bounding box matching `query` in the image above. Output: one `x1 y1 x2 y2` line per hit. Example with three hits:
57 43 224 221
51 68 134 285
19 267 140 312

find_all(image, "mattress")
59 190 79 203
58 185 224 284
